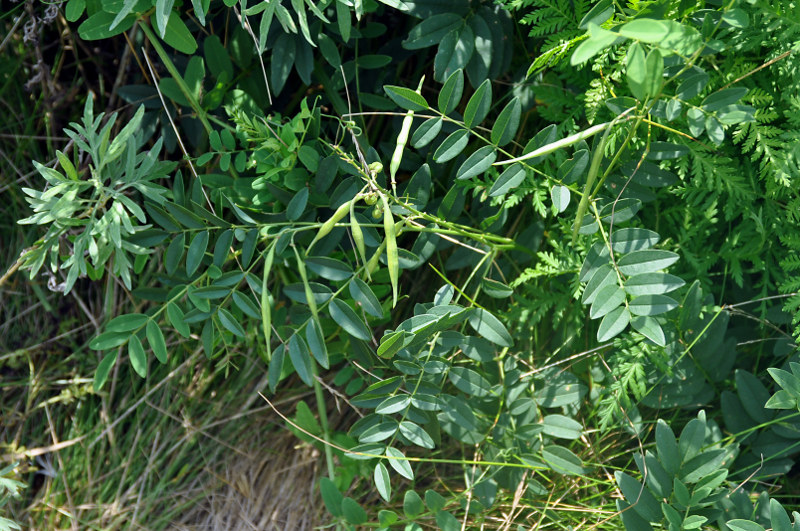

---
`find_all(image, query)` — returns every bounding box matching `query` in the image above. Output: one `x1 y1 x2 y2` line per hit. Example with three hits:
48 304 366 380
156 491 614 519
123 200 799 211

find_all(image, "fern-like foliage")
506 0 593 72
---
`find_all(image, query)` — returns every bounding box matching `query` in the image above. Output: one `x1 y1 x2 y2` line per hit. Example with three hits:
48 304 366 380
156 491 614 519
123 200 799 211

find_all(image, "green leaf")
341 498 367 525
579 242 611 282
735 370 772 424
706 115 724 145
678 417 705 462
306 256 353 281
384 85 429 111
619 19 670 42
329 299 371 340
701 87 748 112
403 13 463 50
404 490 424 518
456 146 496 180
376 395 411 415
726 521 766 531
642 49 664 98
305 317 329 369
66 0 86 22
631 316 666 346
491 97 521 146
589 285 625 319
374 462 392 502
155 0 175 37
436 510 461 531
646 142 690 160
94 351 118 391
271 33 296 95
765 390 796 410
768 368 800 397
411 117 443 148
769 498 792 531
687 107 706 136
425 489 446 511
655 419 680 475
165 234 185 275
284 282 332 305
680 449 727 483
579 0 614 29
106 313 149 332
677 71 709 100
620 160 677 187
582 264 616 305
386 447 414 480
481 278 513 298
232 291 261 319
286 187 309 221
542 415 583 439
625 292 680 319
597 306 630 341
468 308 513 347
319 477 343 517
463 78 492 128
617 250 679 276
448 367 492 396
489 163 526 197
626 42 647 100
218 308 246 337
192 286 232 299
434 129 470 163
722 8 749 28
378 330 412 358
434 26 474 83
466 14 491 84
551 185 571 214
186 231 209 276
166 303 190 338
288 334 313 386
716 104 756 125
398 421 435 448
439 69 465 114
336 0 351 42
571 23 624 64
615 471 662 522
128 335 147 378
162 14 198 54
213 229 234 267
611 228 660 253
146 320 168 364
542 445 584 475
268 344 284 392
350 278 384 318
317 33 340 68
625 273 685 296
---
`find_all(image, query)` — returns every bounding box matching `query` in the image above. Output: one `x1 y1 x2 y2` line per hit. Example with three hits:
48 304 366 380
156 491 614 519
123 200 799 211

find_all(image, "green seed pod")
309 199 352 251
350 201 369 278
372 204 383 219
364 193 378 206
368 161 383 175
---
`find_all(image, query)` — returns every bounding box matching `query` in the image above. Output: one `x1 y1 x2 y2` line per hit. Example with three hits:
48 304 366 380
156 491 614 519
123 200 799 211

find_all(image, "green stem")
139 22 213 135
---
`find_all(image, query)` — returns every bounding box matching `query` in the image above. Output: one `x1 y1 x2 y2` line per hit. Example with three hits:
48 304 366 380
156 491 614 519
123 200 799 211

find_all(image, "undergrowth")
2 0 800 529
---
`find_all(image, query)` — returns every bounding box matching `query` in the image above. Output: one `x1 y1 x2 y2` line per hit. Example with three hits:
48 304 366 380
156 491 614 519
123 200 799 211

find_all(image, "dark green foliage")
8 0 800 528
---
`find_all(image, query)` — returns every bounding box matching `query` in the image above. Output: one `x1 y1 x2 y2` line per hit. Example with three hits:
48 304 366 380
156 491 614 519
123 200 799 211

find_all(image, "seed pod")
381 195 399 307
389 77 424 195
350 200 369 278
372 204 383 219
308 199 352 251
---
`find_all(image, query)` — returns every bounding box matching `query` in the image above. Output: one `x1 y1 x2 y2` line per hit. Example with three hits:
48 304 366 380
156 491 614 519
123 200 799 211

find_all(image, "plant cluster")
5 0 800 528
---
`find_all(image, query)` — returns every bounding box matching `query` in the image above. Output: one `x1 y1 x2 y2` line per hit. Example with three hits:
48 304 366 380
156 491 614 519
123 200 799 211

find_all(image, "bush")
7 0 800 528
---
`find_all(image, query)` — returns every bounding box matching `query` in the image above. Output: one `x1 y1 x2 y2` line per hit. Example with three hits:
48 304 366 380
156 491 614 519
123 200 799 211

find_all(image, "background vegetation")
2 0 800 529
